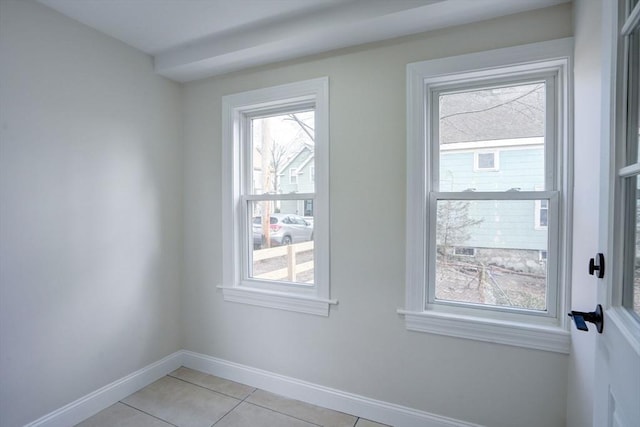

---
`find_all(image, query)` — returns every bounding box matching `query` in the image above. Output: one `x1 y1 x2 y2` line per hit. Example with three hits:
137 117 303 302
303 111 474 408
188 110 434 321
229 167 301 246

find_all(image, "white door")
594 1 640 426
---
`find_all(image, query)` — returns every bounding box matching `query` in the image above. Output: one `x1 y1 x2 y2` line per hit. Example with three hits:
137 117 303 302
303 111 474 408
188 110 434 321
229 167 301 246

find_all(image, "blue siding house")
439 137 548 270
278 144 315 217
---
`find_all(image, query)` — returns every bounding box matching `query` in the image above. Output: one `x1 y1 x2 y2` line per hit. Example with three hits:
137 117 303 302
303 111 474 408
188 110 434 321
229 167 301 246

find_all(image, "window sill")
218 285 337 316
397 309 570 353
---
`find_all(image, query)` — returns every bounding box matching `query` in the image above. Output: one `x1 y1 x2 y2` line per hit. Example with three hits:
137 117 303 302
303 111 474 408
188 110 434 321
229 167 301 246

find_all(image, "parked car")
253 213 313 248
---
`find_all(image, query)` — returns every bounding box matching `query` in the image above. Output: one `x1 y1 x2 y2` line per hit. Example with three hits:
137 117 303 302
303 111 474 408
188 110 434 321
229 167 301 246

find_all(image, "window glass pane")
435 199 548 311
439 83 545 191
631 30 640 164
476 152 496 170
250 111 315 194
625 28 640 165
623 176 640 318
248 200 314 285
538 199 549 228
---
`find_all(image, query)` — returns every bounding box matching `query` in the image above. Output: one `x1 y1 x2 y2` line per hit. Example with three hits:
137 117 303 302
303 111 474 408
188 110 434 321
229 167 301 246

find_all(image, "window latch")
568 304 603 333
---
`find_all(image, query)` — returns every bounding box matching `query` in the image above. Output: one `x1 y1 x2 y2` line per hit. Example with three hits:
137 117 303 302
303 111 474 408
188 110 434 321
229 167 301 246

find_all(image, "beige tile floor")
76 367 390 427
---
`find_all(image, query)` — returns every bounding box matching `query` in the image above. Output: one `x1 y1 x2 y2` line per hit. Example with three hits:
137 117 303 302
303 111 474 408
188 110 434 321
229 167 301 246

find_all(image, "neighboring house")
437 83 548 271
278 143 315 217
440 138 547 272
440 139 547 242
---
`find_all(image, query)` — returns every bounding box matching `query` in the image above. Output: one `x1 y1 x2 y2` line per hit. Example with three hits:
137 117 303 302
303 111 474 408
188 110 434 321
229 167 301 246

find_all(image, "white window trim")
473 151 499 171
220 77 335 316
401 38 573 353
289 168 298 184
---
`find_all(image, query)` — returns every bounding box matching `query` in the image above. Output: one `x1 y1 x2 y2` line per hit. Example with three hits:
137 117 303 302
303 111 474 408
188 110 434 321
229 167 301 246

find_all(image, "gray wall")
0 1 184 426
182 5 573 427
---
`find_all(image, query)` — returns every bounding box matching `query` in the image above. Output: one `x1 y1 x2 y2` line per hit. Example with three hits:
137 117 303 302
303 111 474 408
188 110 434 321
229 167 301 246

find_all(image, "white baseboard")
25 351 183 427
25 350 482 427
181 350 483 427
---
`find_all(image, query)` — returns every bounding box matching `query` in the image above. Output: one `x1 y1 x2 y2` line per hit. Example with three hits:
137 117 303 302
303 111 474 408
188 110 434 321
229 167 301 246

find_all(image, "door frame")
594 0 640 425
599 0 640 351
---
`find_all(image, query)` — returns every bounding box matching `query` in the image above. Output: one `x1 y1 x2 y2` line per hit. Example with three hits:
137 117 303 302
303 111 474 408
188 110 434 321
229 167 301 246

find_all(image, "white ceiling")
37 0 570 82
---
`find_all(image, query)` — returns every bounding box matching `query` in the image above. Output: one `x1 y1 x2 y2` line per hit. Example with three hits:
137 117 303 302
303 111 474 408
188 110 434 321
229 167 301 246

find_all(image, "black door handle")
568 304 603 333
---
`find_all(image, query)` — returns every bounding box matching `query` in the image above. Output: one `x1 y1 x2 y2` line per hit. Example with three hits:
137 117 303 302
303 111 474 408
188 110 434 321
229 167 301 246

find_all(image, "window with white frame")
617 0 640 320
474 151 499 171
220 78 334 316
402 39 572 353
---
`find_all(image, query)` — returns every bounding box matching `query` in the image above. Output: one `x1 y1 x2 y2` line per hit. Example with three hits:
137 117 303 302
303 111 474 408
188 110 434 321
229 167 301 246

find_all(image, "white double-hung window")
402 39 573 353
220 78 334 316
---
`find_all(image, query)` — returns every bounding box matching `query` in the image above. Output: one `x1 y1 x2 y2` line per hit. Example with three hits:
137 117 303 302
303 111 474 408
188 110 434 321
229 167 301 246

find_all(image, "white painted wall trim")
217 285 337 316
25 350 484 427
398 310 570 354
181 350 484 427
24 351 183 427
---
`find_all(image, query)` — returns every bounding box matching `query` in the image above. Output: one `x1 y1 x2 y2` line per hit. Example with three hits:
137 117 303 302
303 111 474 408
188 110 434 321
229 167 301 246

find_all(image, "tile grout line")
209 396 245 427
166 375 253 427
86 370 379 427
239 399 324 427
166 373 253 402
210 379 258 426
208 374 257 427
165 371 361 427
117 401 180 427
169 371 324 426
119 374 246 427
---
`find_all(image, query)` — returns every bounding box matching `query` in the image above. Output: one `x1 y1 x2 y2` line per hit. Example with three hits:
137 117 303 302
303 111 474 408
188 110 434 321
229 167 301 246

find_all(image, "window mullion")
244 193 316 201
432 191 558 200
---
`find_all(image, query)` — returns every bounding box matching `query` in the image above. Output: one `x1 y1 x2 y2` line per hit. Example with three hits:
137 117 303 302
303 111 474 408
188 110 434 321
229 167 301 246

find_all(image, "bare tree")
254 113 315 248
285 113 314 142
256 113 314 194
268 142 288 193
436 200 483 263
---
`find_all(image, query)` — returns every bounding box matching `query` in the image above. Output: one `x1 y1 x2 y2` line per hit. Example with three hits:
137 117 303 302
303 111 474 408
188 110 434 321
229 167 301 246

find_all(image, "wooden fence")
253 241 314 282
